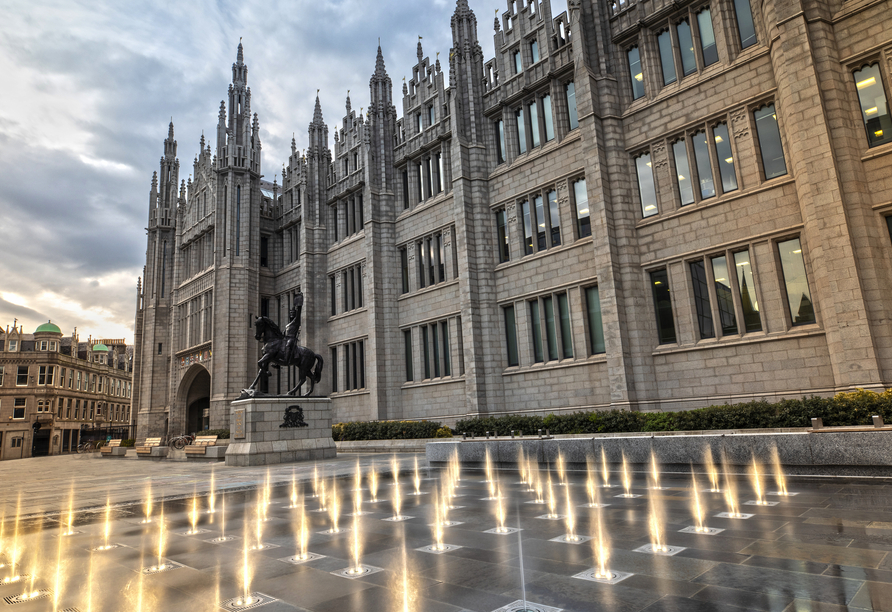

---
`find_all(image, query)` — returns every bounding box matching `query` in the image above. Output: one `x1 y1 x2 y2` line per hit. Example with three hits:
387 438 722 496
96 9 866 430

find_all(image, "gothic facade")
134 0 892 438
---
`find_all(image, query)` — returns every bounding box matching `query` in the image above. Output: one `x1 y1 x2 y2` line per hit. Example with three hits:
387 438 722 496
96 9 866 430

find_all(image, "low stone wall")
427 431 892 477
335 439 434 453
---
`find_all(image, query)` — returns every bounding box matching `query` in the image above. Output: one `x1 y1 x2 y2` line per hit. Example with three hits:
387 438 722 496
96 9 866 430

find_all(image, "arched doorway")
178 365 211 435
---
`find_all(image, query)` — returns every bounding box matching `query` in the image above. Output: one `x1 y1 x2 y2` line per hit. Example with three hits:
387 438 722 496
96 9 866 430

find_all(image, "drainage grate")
205 535 240 544
679 526 725 535
428 521 464 528
634 544 686 556
744 500 780 507
578 503 610 509
317 528 350 536
219 592 276 610
768 491 799 496
416 544 462 554
382 516 413 522
60 608 82 612
330 565 384 579
534 515 566 521
178 528 212 536
53 530 82 537
278 553 325 565
141 560 184 575
4 590 52 605
614 494 642 499
524 500 546 505
92 543 124 551
490 599 564 612
1 575 30 586
715 512 755 519
549 534 592 545
247 543 280 551
479 497 501 501
572 568 634 585
483 527 522 535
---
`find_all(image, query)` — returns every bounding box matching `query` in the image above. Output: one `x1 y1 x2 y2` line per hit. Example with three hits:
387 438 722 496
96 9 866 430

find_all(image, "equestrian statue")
241 290 324 398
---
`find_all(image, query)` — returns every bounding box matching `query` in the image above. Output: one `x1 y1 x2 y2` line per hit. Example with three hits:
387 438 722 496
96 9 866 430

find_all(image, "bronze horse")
247 316 324 397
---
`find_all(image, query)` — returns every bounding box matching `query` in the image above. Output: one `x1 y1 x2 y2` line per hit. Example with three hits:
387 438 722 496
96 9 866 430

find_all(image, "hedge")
454 389 892 437
201 429 231 439
332 420 444 441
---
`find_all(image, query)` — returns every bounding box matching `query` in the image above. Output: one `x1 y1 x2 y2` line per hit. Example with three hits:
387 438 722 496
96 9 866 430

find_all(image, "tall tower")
135 122 179 439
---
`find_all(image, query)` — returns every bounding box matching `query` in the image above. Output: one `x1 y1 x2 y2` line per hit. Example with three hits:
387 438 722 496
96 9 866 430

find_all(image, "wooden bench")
185 435 227 461
100 439 126 457
135 437 168 459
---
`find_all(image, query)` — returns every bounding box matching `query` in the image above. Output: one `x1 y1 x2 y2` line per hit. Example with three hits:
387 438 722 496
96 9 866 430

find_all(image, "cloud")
0 0 501 343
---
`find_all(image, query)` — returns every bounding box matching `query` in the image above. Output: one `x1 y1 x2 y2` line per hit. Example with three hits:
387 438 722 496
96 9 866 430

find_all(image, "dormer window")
8 339 18 352
40 341 48 351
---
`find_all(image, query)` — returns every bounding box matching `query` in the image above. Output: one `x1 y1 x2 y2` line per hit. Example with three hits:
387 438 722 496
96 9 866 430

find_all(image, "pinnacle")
237 38 244 64
313 93 324 124
374 45 388 78
168 120 174 139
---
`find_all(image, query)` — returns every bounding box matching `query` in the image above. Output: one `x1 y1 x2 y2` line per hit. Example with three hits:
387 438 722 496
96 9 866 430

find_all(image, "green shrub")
332 420 443 441
454 389 892 437
120 439 135 448
201 429 231 439
435 427 454 438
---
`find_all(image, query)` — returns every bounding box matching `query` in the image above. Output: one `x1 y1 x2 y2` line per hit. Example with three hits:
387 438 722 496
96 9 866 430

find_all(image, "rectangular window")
260 236 268 267
504 305 519 367
402 170 410 209
713 123 738 193
530 39 539 63
424 158 433 199
431 323 440 377
429 105 435 126
13 398 25 419
628 47 645 99
585 287 606 354
693 130 716 199
734 250 762 332
330 276 336 316
557 293 573 358
697 9 718 66
711 255 738 335
690 260 715 339
513 50 522 74
574 179 591 238
636 154 658 217
331 347 338 393
548 190 561 247
360 341 365 388
676 20 697 76
17 366 28 386
427 237 435 286
673 140 695 205
422 326 431 379
778 238 816 325
542 94 555 142
441 321 451 376
651 269 677 344
0 366 3 386
754 105 788 179
404 330 414 382
534 195 547 251
543 296 558 361
333 205 339 242
529 101 540 148
853 64 892 147
8 339 16 352
417 242 425 289
400 247 409 293
342 271 348 312
435 153 443 193
496 209 510 263
566 81 578 129
496 120 506 163
516 108 527 154
657 30 677 85
521 200 534 255
733 0 757 49
417 163 423 202
530 300 544 363
416 112 423 133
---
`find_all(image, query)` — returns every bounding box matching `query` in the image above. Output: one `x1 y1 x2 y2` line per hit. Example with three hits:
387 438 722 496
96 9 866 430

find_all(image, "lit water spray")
621 453 633 497
208 472 216 514
142 483 153 524
563 485 578 541
585 458 601 507
355 459 363 493
238 515 254 606
312 464 320 498
318 478 328 512
750 455 767 505
771 446 789 495
485 449 497 498
296 496 310 560
650 452 663 489
601 445 611 487
721 451 742 517
494 486 508 533
392 473 404 520
704 447 721 492
556 452 567 487
62 488 76 535
369 464 380 502
3 495 22 582
290 470 299 508
431 490 445 550
691 471 708 532
150 510 167 572
187 494 200 534
348 490 363 573
219 494 227 539
413 456 422 495
52 514 66 612
98 498 114 550
534 467 545 504
328 480 341 533
518 447 527 484
546 476 558 519
592 504 611 578
648 487 668 553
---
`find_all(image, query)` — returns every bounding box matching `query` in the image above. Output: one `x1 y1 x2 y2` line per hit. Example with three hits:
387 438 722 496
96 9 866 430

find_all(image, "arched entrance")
177 365 211 435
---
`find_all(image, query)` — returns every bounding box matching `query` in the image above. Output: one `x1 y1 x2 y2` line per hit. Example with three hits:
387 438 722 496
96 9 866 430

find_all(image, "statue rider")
283 290 303 364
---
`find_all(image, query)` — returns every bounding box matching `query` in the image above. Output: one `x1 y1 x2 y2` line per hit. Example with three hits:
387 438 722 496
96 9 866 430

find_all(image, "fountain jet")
650 452 664 489
369 463 380 502
413 456 422 496
704 447 721 492
208 472 216 514
770 446 789 495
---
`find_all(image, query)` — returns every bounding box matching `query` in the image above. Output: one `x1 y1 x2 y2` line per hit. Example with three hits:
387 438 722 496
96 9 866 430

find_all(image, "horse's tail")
312 353 324 383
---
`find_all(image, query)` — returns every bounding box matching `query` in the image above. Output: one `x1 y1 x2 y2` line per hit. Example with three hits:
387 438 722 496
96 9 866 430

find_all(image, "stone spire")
346 90 352 115
374 45 387 79
312 93 324 125
237 38 244 65
164 120 177 158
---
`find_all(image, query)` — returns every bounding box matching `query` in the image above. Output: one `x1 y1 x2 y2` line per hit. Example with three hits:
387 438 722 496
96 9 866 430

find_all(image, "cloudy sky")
0 0 567 343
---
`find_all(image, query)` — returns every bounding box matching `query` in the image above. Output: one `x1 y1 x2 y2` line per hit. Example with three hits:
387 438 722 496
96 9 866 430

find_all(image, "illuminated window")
628 47 645 100
712 123 738 193
852 64 892 148
574 179 591 238
635 153 659 217
754 104 788 179
504 305 519 367
676 20 696 77
778 238 816 326
672 139 695 205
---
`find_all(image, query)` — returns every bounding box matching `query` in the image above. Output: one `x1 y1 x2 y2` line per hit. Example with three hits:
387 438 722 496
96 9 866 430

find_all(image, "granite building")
134 0 892 439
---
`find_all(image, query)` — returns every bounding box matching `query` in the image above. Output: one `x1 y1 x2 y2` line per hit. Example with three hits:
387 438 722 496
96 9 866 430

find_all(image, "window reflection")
713 123 738 193
754 105 788 179
853 64 892 148
636 154 658 217
711 255 738 335
628 47 645 99
734 250 762 332
777 238 816 325
673 140 695 205
693 130 715 199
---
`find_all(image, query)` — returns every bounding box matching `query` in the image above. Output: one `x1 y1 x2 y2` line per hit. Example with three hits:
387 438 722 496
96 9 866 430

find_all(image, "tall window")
566 82 578 130
635 154 658 217
693 130 715 199
529 101 540 148
529 299 544 363
496 120 506 163
557 293 573 359
628 47 645 100
441 321 451 376
422 326 430 379
521 200 534 255
712 123 738 193
734 250 762 332
672 139 695 205
13 398 25 419
17 366 28 386
548 190 561 247
650 269 677 344
777 238 816 325
331 347 338 392
676 20 697 77
516 108 527 154
235 185 241 256
496 208 510 263
657 30 677 85
429 105 435 126
542 94 555 142
733 0 757 49
711 255 738 335
504 305 519 367
530 39 539 63
402 170 410 209
534 195 547 250
574 179 591 238
754 105 788 179
690 260 714 339
513 50 522 74
404 330 413 382
542 296 558 361
260 236 269 267
853 64 892 148
697 9 718 66
585 287 606 354
330 276 336 316
400 247 409 293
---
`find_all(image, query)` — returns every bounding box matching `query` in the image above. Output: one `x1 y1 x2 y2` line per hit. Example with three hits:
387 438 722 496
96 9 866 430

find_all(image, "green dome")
35 321 61 334
92 343 109 352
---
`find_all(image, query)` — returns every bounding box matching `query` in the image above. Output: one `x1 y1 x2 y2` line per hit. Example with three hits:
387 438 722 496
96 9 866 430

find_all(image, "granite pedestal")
225 397 336 466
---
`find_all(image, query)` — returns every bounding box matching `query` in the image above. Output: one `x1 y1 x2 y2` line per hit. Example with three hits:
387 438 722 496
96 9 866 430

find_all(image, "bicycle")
168 434 195 451
76 441 96 453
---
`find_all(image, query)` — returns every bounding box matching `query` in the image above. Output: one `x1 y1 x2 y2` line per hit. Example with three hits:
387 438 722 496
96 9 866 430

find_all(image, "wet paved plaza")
2 455 892 611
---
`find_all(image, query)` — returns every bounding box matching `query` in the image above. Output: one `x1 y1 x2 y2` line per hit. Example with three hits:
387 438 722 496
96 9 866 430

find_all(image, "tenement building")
0 322 134 460
134 0 892 437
